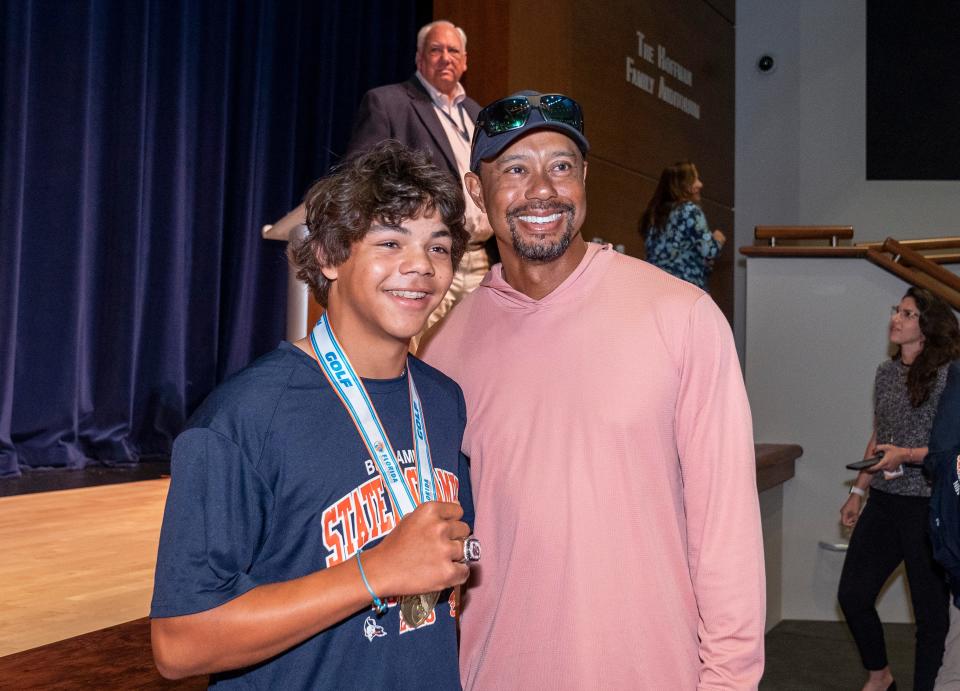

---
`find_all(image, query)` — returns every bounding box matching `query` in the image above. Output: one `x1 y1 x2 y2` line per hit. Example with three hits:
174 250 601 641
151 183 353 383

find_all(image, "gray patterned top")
870 359 949 497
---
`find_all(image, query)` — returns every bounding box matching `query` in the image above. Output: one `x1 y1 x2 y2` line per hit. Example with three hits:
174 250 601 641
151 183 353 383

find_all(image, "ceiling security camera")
757 55 776 73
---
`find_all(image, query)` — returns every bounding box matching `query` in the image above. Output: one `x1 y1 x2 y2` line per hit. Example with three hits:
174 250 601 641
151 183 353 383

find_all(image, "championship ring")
400 590 440 628
462 536 482 563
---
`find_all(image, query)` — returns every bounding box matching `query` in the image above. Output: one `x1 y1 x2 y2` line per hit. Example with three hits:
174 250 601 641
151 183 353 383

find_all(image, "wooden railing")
860 237 960 264
741 226 867 259
754 225 854 247
740 227 960 310
867 239 960 308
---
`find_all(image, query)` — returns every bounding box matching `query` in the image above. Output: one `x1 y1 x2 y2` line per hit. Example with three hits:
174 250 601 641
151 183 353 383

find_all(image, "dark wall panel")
867 1 960 180
436 0 735 318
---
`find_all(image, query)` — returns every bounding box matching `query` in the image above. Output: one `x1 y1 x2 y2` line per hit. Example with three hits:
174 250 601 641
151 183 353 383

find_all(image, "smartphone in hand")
846 452 884 471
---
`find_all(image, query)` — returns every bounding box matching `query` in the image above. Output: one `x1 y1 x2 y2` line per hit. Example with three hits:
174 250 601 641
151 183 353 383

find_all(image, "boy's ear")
317 247 338 281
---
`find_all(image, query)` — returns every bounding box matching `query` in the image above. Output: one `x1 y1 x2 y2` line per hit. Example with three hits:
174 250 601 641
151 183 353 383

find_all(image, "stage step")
0 618 206 689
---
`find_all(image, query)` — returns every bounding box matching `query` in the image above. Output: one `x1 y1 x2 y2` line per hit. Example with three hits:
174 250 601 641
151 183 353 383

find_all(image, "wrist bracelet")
356 548 388 615
849 486 866 497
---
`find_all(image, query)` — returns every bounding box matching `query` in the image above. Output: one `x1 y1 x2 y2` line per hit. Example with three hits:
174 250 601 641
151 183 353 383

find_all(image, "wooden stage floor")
0 479 170 656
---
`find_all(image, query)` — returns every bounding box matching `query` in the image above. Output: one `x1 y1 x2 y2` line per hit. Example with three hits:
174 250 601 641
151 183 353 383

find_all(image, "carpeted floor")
763 620 916 690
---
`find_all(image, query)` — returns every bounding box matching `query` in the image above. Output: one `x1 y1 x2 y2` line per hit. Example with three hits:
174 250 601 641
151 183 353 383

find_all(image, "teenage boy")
150 140 475 689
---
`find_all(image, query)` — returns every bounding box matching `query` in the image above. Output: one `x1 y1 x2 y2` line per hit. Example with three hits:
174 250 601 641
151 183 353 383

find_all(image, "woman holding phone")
838 287 960 691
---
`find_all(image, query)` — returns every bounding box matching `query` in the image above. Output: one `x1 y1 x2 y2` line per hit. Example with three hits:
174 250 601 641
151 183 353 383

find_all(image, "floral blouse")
644 202 721 289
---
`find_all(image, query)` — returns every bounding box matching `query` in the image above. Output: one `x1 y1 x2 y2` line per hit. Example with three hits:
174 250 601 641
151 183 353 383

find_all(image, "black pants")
838 489 950 691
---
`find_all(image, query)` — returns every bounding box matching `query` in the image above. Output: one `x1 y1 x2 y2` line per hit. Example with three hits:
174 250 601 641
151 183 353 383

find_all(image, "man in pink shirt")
419 92 766 689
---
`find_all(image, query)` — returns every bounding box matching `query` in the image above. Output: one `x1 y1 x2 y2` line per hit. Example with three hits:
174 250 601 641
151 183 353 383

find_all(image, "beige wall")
746 256 960 622
734 0 960 356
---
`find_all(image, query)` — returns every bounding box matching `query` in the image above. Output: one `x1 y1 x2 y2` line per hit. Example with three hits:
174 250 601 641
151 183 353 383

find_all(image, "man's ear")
464 171 485 213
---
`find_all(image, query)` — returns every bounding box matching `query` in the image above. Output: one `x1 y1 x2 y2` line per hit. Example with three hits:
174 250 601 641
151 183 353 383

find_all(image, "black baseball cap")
470 91 589 172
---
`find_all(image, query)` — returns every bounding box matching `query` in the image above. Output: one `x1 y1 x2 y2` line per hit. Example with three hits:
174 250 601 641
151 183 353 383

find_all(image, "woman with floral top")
639 161 725 290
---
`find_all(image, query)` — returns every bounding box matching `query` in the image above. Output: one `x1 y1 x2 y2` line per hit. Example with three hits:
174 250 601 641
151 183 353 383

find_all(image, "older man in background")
272 20 492 340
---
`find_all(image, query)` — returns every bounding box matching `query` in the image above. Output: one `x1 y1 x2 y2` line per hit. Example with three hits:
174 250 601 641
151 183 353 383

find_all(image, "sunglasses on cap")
474 94 584 140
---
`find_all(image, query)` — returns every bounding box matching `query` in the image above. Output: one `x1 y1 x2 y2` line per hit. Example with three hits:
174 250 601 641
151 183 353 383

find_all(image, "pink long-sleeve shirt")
421 243 765 690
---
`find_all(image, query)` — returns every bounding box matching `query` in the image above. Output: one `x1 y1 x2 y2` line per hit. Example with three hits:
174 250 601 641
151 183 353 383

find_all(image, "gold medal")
400 590 440 627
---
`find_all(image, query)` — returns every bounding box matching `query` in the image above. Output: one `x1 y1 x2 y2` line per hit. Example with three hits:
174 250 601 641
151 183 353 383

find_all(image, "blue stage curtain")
0 0 429 476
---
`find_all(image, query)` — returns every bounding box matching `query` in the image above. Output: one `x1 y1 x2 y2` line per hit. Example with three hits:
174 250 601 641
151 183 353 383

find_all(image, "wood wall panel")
579 158 651 258
705 0 735 26
568 0 734 206
700 201 734 318
433 1 511 108
437 2 733 199
582 158 733 319
505 6 575 100
434 1 735 319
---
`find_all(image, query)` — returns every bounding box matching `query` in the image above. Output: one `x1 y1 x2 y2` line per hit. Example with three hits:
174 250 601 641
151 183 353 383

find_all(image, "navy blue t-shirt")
151 342 474 689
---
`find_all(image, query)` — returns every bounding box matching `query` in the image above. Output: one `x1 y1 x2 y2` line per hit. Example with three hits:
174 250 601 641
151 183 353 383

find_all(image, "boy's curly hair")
290 140 468 306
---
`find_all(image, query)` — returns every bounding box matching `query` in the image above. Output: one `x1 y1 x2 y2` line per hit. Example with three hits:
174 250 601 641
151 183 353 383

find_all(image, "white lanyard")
309 314 435 518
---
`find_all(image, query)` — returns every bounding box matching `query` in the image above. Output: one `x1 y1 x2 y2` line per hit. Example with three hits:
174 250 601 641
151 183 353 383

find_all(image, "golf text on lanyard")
309 314 436 517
